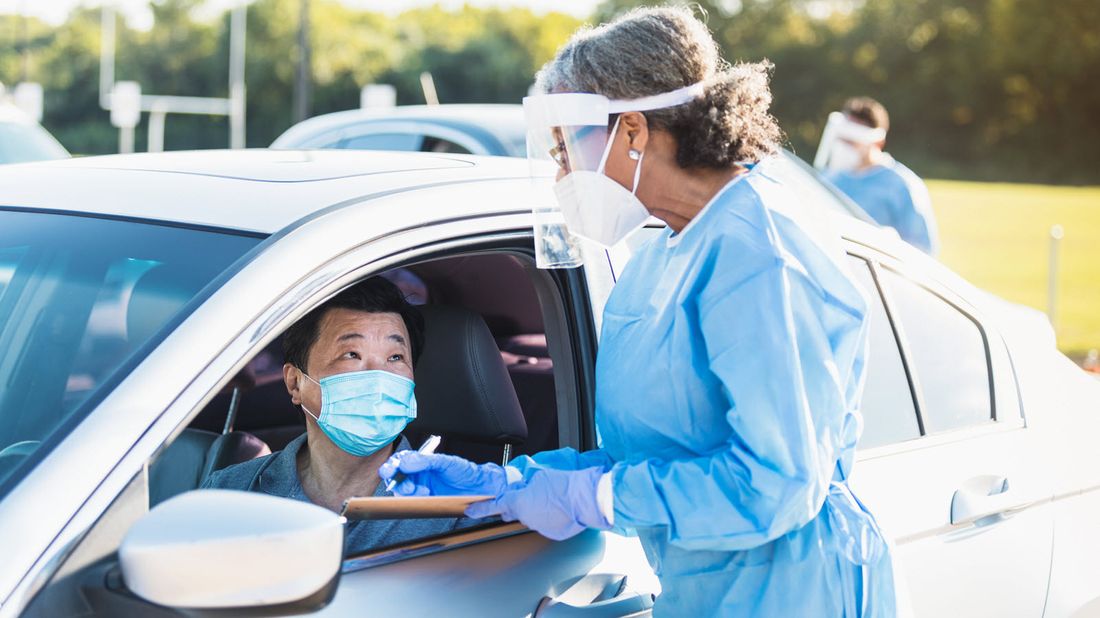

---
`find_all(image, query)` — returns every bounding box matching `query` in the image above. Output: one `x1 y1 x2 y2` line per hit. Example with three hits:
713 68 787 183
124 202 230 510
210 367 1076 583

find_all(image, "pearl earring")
628 149 642 161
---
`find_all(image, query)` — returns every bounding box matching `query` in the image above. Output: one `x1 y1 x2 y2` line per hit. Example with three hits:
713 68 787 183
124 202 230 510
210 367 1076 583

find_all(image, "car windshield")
0 210 260 492
0 121 69 164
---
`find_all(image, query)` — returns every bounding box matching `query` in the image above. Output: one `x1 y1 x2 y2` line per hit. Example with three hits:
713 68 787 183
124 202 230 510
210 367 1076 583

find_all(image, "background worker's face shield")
813 111 887 173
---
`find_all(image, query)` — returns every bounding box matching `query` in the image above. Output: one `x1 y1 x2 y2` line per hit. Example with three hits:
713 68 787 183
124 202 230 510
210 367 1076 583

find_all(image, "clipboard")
341 495 494 520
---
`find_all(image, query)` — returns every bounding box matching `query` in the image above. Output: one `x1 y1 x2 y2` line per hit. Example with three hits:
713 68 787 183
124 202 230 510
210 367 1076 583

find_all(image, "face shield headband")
813 111 887 171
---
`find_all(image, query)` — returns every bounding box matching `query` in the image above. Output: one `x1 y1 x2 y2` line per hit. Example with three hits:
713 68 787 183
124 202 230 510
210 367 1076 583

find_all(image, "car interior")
148 251 565 508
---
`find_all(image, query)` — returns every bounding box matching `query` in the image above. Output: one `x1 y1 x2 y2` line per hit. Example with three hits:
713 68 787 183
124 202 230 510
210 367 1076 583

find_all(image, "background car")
0 149 1098 617
0 103 69 164
270 104 527 157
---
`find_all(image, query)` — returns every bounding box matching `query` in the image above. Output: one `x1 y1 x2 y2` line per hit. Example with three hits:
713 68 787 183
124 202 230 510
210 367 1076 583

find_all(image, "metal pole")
99 7 115 109
119 126 134 154
148 108 167 152
18 0 28 83
293 0 312 122
229 4 246 148
1048 224 1064 330
420 72 439 106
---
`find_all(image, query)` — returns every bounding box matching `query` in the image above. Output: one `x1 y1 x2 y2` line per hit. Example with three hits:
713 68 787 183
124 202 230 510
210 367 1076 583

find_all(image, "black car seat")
498 334 558 458
407 305 528 464
128 264 271 506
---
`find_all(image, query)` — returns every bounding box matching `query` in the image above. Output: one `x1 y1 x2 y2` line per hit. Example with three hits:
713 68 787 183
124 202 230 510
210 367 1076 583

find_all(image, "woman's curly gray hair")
535 6 782 169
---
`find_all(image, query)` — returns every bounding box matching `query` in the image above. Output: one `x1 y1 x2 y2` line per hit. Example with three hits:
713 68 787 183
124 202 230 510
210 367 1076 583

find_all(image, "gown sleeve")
507 447 615 481
894 174 939 256
609 257 864 552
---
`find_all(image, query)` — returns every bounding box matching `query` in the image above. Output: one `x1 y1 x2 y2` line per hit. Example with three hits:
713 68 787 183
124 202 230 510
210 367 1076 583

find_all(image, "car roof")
0 149 533 235
271 104 526 155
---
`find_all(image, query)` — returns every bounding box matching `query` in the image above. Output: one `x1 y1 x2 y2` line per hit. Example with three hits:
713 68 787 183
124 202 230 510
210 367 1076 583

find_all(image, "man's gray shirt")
202 433 471 555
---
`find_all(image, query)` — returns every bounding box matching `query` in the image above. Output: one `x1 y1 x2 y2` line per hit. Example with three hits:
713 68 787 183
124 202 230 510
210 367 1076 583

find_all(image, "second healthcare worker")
816 97 939 256
382 7 898 616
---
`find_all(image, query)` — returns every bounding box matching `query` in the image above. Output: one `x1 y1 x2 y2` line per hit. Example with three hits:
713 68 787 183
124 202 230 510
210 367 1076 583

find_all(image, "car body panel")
2 150 1099 617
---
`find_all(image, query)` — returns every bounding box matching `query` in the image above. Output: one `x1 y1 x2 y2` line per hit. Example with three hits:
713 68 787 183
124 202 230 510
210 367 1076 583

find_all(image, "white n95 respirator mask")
553 118 650 248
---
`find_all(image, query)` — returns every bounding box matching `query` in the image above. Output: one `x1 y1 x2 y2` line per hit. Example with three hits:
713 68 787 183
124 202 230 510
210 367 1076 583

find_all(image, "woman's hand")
465 467 610 540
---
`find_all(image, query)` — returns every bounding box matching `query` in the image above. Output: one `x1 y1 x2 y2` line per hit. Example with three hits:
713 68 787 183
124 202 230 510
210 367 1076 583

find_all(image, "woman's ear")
620 111 649 152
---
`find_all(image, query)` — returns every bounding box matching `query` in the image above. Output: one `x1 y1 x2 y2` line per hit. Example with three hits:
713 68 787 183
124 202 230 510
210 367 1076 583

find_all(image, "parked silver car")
1 149 1099 617
270 104 526 157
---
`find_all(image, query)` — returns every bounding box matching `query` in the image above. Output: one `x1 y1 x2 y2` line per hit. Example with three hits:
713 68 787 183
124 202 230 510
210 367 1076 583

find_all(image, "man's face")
286 308 413 413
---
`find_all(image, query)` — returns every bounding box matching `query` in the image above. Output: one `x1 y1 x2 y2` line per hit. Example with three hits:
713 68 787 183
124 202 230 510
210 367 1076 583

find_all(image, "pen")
385 434 442 494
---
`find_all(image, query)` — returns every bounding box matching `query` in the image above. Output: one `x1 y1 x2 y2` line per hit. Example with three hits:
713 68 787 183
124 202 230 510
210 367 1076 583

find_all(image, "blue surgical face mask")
299 369 417 457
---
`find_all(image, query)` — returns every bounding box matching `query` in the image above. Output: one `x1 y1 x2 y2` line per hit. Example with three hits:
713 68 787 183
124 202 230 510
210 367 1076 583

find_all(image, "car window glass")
0 210 259 494
422 136 472 154
341 132 423 151
847 257 921 448
879 268 992 432
0 122 69 164
767 152 873 222
0 246 27 298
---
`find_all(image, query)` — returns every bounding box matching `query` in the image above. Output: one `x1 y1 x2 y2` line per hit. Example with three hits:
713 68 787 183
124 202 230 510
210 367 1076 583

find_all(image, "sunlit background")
1 0 1097 359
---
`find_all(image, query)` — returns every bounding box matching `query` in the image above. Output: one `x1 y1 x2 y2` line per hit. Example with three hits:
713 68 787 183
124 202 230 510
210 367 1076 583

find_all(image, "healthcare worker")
816 97 939 256
381 7 898 616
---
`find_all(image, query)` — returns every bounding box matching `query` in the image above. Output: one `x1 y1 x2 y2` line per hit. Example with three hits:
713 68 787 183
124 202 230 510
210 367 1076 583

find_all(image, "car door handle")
950 475 1018 526
535 573 655 618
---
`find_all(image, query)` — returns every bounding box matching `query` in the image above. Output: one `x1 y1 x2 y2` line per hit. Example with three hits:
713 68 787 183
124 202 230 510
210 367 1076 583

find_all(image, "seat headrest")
127 263 208 346
410 305 527 444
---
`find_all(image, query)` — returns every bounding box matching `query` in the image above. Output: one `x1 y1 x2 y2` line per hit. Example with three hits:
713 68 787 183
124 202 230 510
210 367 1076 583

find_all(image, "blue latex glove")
379 451 508 497
465 466 610 541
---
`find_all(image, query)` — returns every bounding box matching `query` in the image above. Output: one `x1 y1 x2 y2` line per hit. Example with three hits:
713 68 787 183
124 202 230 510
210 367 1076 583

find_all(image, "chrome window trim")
845 240 1027 462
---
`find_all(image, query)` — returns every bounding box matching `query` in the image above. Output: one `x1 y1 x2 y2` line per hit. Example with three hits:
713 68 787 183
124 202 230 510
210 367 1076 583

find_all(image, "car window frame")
11 216 603 611
849 242 1025 461
845 253 925 448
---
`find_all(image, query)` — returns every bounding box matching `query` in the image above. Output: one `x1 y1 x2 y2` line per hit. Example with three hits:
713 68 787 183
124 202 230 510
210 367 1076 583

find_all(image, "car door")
845 245 1054 617
8 181 658 617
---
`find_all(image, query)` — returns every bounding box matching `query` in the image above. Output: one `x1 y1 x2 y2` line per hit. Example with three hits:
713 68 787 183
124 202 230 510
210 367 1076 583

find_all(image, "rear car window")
0 210 260 494
847 256 921 448
878 268 993 433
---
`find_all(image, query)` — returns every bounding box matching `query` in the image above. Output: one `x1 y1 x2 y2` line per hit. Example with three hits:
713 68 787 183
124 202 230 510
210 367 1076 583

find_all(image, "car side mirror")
120 489 344 612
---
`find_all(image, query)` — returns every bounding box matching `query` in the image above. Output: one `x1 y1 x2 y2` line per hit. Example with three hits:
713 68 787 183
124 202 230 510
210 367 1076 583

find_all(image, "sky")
0 0 600 29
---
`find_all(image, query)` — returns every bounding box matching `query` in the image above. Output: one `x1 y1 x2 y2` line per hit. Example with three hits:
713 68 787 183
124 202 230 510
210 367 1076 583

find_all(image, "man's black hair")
283 276 425 373
842 96 890 133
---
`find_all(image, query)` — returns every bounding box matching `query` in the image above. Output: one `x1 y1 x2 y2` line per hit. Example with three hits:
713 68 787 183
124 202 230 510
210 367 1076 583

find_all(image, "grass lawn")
928 180 1100 358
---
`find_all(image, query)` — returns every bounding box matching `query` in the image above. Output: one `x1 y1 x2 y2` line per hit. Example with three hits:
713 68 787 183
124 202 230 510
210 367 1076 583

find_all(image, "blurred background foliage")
0 0 1097 184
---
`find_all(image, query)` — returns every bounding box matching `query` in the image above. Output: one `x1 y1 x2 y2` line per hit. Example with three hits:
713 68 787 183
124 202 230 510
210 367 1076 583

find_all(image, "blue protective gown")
826 155 939 256
510 160 897 616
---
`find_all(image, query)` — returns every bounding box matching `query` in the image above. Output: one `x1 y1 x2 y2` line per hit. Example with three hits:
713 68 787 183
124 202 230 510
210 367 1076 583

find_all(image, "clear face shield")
524 83 706 269
523 94 612 269
813 111 886 173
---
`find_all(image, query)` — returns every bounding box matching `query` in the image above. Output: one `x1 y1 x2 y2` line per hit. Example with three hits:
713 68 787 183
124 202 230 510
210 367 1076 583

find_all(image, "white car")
0 149 1098 617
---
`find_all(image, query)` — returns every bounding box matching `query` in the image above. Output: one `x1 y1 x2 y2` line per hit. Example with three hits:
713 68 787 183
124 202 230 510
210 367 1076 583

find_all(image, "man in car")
202 276 471 554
